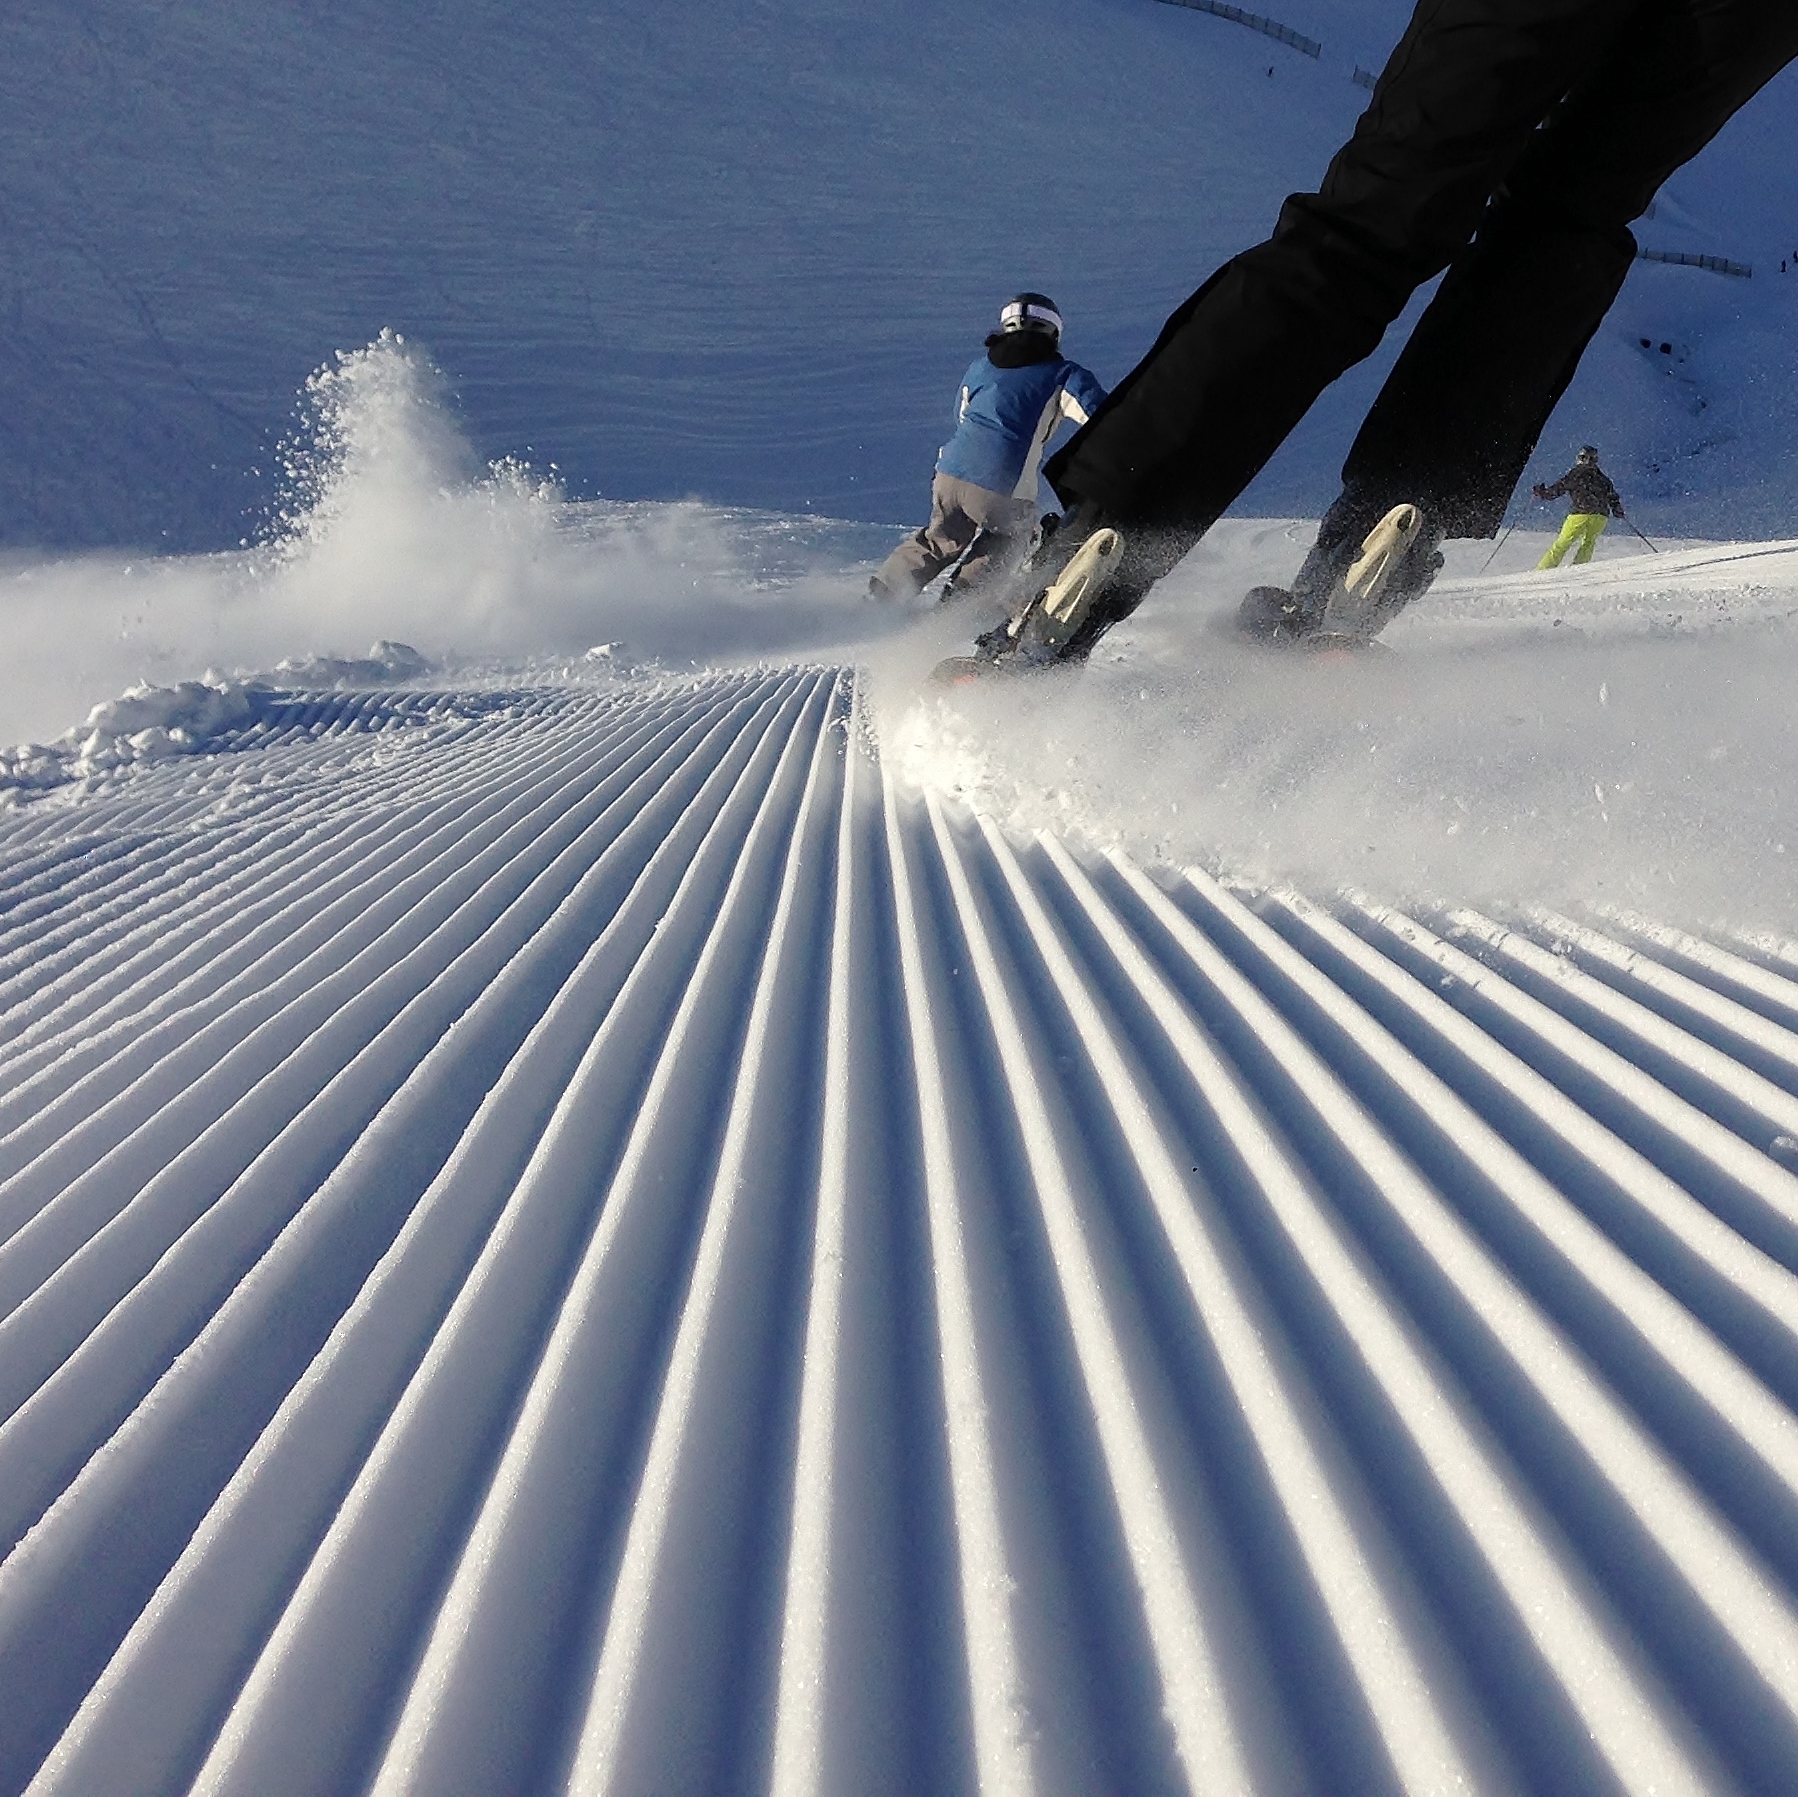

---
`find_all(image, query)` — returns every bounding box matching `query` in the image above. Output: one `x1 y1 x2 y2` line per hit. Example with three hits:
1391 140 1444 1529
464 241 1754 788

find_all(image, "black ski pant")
1045 0 1798 567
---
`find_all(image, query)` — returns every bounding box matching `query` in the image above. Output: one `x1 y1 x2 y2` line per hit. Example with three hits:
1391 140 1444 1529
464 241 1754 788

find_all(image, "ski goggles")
999 300 1062 335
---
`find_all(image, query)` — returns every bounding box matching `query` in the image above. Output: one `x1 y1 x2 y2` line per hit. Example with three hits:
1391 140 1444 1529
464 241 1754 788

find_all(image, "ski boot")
930 505 1129 684
1240 502 1443 650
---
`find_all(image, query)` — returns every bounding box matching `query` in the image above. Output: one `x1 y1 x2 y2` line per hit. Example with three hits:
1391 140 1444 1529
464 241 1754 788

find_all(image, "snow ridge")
5 669 1798 1792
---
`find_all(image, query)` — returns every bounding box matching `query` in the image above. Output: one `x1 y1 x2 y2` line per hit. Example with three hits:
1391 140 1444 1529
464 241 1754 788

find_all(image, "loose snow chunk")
271 640 433 687
84 678 256 741
5 675 264 798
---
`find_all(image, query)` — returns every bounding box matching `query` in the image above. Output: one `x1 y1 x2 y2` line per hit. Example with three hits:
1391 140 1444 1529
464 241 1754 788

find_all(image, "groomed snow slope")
8 668 1798 1794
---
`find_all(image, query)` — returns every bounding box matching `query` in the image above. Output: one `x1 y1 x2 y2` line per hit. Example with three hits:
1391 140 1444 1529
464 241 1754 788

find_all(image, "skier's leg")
871 529 952 600
940 481 1038 600
1571 515 1608 564
1045 0 1644 538
871 475 979 598
1538 515 1586 568
944 530 1021 599
1330 0 1798 540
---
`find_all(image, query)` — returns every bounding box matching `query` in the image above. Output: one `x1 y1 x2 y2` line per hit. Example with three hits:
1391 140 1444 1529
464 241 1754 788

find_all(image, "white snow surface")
10 655 1798 1794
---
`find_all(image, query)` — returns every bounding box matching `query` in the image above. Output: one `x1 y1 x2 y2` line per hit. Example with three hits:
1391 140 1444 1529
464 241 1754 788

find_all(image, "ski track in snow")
5 668 1798 1792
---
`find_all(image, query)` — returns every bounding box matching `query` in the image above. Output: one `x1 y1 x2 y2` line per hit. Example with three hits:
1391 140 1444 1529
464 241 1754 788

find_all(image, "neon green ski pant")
1538 512 1609 567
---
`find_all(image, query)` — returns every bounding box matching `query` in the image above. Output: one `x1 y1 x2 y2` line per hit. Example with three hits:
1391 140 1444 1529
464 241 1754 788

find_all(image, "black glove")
1531 483 1550 500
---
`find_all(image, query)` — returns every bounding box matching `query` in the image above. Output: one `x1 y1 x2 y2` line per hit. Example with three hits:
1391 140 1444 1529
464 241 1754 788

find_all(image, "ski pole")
1623 517 1660 554
1480 518 1520 574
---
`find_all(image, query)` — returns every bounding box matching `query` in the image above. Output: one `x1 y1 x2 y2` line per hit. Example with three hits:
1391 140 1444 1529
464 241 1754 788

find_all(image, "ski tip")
928 655 989 687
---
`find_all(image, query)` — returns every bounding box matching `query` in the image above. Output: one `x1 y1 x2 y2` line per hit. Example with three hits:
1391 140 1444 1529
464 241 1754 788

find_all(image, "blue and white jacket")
936 340 1108 500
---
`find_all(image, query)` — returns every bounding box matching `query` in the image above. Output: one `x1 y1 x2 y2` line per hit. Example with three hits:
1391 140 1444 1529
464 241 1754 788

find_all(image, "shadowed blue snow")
1 0 1795 547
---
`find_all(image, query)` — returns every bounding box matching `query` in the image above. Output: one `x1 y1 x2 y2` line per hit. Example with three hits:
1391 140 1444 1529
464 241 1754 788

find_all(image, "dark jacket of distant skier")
1536 458 1625 519
870 294 1107 604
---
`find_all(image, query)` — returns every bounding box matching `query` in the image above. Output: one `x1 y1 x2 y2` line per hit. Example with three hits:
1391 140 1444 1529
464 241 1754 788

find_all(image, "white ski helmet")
999 292 1063 338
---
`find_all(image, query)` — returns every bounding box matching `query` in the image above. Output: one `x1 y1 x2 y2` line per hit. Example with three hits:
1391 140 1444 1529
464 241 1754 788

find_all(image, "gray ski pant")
873 472 1037 599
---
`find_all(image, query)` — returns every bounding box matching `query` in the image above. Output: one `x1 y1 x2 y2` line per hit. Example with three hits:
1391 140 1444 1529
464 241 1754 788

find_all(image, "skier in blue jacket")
870 294 1107 603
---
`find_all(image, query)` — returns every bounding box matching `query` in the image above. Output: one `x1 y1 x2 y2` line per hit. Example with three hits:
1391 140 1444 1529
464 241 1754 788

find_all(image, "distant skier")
938 0 1798 676
870 294 1106 604
1533 445 1626 566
